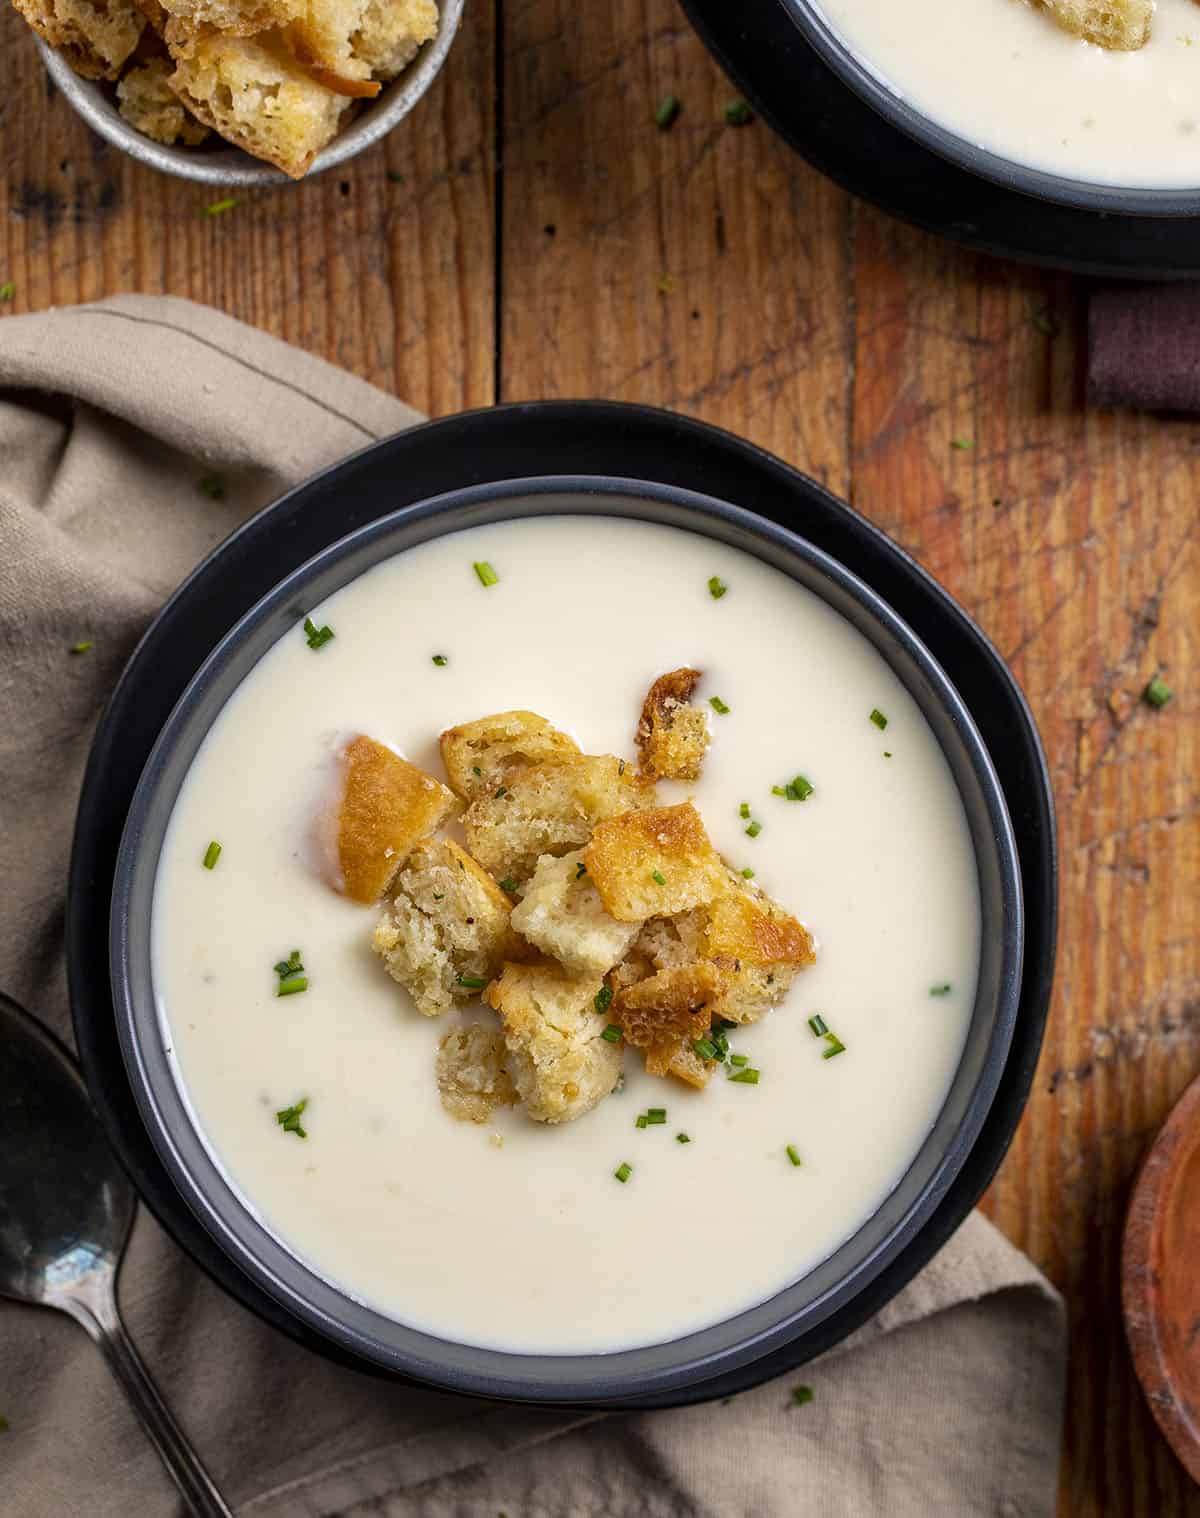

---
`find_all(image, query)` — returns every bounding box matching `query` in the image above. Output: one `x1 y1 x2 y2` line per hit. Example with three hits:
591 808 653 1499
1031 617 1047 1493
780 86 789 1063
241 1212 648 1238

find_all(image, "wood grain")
3 0 1199 1511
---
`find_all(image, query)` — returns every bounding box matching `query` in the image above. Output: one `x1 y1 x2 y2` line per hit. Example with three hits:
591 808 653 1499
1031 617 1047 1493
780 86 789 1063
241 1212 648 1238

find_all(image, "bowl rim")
779 0 1200 217
109 473 1023 1402
35 0 463 187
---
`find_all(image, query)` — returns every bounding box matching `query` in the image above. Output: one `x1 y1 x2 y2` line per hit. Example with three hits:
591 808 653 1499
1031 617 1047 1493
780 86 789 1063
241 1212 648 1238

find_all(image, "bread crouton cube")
372 838 515 1017
440 710 580 800
634 910 706 972
613 964 730 1078
436 1022 517 1123
666 1042 719 1090
166 27 353 178
281 0 381 98
14 0 144 78
156 0 302 35
1039 0 1151 50
332 735 457 903
510 850 643 977
463 754 655 885
636 667 710 781
702 871 816 1023
118 57 210 143
486 963 622 1123
352 0 437 78
584 802 726 923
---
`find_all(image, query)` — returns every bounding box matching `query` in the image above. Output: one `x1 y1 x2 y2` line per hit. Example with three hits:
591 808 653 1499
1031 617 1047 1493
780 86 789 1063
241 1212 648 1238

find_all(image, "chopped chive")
646 1107 667 1124
676 1132 691 1144
883 751 893 759
930 983 952 997
456 974 489 990
741 867 755 879
727 1066 760 1084
69 640 93 655
739 802 751 819
302 616 334 650
655 94 681 130
575 860 587 880
724 99 754 126
431 654 449 666
499 878 518 894
869 708 888 730
273 949 304 988
693 1037 718 1061
950 437 973 451
473 560 499 588
636 1114 648 1129
821 1032 847 1060
601 1023 622 1044
651 869 667 885
0 282 14 303
614 1161 632 1183
709 695 731 715
196 474 226 500
203 197 237 216
277 975 308 997
708 575 728 600
1032 310 1060 338
386 169 406 184
790 1384 814 1407
472 765 482 777
729 1053 749 1068
808 1014 828 1036
595 984 614 1016
275 1098 308 1137
786 1144 803 1167
745 819 762 838
494 786 507 798
1144 676 1173 709
789 775 815 801
202 840 222 870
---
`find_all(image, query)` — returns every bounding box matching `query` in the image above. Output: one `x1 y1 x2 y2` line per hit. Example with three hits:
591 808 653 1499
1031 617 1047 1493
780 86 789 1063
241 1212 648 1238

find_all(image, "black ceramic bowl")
781 0 1200 217
108 473 1021 1403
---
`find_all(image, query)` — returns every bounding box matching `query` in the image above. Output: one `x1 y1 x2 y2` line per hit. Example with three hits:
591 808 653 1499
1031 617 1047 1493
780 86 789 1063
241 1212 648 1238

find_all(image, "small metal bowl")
35 0 463 187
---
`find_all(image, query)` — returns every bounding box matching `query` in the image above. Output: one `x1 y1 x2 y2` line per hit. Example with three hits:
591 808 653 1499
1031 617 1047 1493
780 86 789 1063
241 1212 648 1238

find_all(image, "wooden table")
3 4 1197 1512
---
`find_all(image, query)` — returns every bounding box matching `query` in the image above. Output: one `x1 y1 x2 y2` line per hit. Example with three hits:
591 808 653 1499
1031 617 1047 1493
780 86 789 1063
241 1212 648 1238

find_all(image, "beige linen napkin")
0 295 1067 1518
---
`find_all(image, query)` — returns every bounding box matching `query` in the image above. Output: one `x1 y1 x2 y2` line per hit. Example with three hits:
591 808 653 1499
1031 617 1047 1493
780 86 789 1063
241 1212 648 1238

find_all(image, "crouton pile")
12 0 439 176
329 673 815 1129
1034 0 1152 51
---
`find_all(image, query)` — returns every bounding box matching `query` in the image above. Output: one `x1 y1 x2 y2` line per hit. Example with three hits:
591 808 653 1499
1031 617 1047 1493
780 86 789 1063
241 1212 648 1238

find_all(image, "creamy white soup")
813 0 1200 189
153 514 980 1354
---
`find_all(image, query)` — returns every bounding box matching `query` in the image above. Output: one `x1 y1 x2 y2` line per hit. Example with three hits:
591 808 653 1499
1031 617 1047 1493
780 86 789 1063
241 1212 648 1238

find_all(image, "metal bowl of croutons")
779 0 1200 216
27 0 462 184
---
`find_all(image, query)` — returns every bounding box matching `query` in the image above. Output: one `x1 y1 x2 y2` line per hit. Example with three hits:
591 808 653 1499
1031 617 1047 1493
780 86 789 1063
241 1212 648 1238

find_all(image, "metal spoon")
0 991 233 1516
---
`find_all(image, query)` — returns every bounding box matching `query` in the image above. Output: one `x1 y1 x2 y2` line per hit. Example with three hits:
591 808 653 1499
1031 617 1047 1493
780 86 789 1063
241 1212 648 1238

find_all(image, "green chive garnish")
651 869 667 885
883 751 893 759
636 1114 648 1129
456 974 489 990
729 1053 749 1067
277 976 308 997
951 437 973 451
869 708 888 730
614 1161 632 1183
575 860 587 880
387 169 406 184
693 1037 718 1061
709 696 731 715
303 616 334 650
786 1144 803 1167
790 1384 814 1407
601 1024 622 1044
196 474 225 500
431 654 448 666
676 1132 691 1144
274 950 306 995
1144 676 1173 709
499 878 518 893
473 561 499 587
646 1107 667 1124
655 94 681 130
821 1032 846 1060
69 640 93 655
727 1066 760 1084
739 802 751 819
930 984 952 997
494 786 507 798
0 282 14 303
708 575 728 599
745 820 762 838
472 765 482 776
595 984 614 1016
724 99 754 126
741 867 755 879
202 840 222 870
275 1098 308 1137
203 197 237 216
1032 311 1060 338
808 1014 828 1036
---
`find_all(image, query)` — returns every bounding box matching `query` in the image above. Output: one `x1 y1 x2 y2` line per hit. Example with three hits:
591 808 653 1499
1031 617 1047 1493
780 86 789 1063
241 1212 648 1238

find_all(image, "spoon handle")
62 1281 235 1518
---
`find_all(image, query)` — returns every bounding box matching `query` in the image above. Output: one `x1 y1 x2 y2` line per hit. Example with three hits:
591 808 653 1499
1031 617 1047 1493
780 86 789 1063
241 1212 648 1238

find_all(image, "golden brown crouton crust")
440 710 581 800
613 963 730 1077
1037 0 1151 49
584 802 726 923
14 0 144 77
118 56 210 142
704 884 816 968
436 1023 517 1123
636 667 710 781
336 735 456 903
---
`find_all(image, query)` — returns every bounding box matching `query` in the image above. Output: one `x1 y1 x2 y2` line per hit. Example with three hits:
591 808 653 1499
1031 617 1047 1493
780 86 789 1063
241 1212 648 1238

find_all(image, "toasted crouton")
118 57 210 143
166 26 353 178
584 802 726 923
463 755 656 885
333 735 457 903
436 1023 517 1123
487 963 622 1123
666 1042 718 1090
1037 0 1151 49
636 667 710 781
372 838 515 1017
702 870 816 1022
440 710 580 801
613 963 729 1078
281 0 380 97
14 0 144 77
351 0 437 78
156 0 301 34
511 850 643 977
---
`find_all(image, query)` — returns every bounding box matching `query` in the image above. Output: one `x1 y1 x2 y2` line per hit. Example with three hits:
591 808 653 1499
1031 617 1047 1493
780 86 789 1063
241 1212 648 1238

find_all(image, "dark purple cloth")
1089 282 1200 412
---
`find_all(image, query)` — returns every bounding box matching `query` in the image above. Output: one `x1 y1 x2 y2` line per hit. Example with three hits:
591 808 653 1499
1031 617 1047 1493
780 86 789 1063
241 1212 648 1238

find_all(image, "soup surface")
812 0 1200 189
153 514 980 1354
